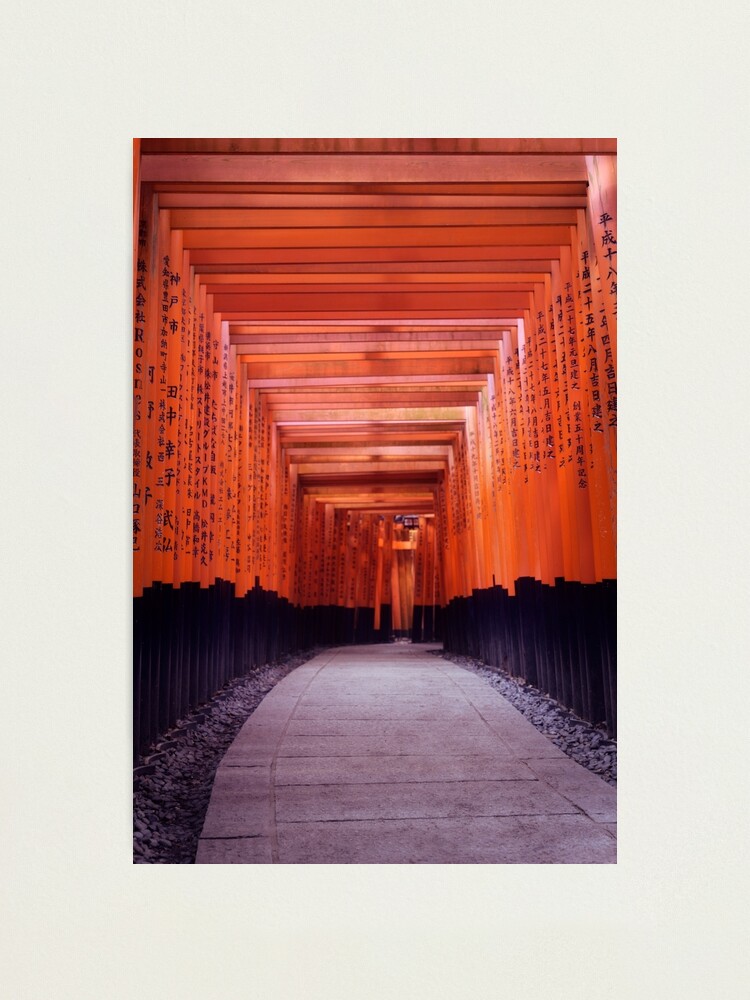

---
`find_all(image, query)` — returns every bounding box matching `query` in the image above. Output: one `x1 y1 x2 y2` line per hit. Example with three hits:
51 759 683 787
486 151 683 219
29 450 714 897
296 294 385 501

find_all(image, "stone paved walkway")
196 645 616 863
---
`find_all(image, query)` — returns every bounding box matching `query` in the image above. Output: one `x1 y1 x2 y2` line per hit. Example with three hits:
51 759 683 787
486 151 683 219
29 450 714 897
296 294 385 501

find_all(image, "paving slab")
276 779 577 823
275 754 537 785
196 644 616 864
522 757 617 822
195 836 273 864
276 814 616 864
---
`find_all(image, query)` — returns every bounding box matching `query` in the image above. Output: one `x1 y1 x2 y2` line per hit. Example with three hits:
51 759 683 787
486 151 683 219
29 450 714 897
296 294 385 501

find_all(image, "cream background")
1 1 748 997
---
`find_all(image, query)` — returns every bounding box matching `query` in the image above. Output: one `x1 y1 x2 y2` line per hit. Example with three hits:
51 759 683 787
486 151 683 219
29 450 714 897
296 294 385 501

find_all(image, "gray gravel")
435 650 617 785
133 649 321 864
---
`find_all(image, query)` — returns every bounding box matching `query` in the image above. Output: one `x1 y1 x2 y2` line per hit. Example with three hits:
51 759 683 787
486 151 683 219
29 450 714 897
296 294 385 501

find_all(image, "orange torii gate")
133 138 617 754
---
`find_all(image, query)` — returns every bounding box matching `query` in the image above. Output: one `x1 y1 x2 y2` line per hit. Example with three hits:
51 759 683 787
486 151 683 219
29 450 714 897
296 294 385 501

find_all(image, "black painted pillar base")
134 580 306 758
443 578 616 736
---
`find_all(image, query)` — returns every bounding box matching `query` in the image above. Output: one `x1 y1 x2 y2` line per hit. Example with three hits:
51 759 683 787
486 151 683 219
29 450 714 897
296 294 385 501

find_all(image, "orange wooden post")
133 187 153 598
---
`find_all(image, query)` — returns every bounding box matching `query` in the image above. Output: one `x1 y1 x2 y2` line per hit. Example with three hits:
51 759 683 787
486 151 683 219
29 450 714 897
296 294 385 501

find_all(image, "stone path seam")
268 648 342 861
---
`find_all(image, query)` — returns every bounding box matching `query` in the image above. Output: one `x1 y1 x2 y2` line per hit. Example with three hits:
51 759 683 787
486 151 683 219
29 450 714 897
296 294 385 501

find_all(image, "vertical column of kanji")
444 449 460 598
571 218 611 582
415 518 429 640
458 427 474 593
205 312 223 588
440 463 457 601
547 257 579 583
235 371 249 598
413 515 425 635
260 394 269 591
215 327 228 587
140 193 161 594
133 183 155 753
359 514 370 621
429 516 441 620
227 350 240 593
312 496 323 609
297 492 309 608
349 511 359 619
309 501 321 610
478 385 497 590
318 502 328 610
232 359 245 596
389 523 401 633
560 243 596 583
344 513 357 612
253 392 264 589
330 508 341 615
278 451 291 601
425 515 435 636
334 509 346 611
290 473 301 608
483 378 501 585
322 502 334 609
245 387 257 590
518 309 546 581
150 210 172 588
133 189 153 596
532 283 565 585
159 223 182 587
381 518 393 620
195 283 208 589
288 466 300 606
478 383 500 588
373 515 385 632
364 515 377 613
466 405 485 590
182 272 198 588
584 154 617 574
206 296 222 591
262 394 273 591
174 246 191 587
351 512 364 616
585 155 618 348
456 433 471 596
217 323 232 587
254 395 265 591
492 333 518 592
499 326 528 595
271 419 283 596
521 303 542 580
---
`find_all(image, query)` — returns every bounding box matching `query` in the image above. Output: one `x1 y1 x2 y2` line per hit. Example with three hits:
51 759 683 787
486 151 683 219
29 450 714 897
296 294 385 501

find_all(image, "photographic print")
132 138 617 864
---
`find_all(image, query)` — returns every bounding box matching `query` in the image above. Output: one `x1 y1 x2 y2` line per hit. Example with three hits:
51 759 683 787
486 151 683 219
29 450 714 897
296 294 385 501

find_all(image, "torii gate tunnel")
133 138 617 756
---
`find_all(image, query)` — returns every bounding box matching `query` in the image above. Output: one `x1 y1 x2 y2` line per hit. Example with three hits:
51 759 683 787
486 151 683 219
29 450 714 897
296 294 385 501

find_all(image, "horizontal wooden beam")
239 349 496 364
181 224 571 249
285 446 452 458
188 245 562 264
274 408 468 421
267 392 479 404
199 260 551 274
142 153 591 184
142 138 616 155
252 374 486 387
159 191 589 209
231 319 518 333
235 340 503 354
205 271 544 286
242 358 494 378
208 283 538 297
231 331 512 345
227 310 526 321
154 181 589 196
170 207 578 228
